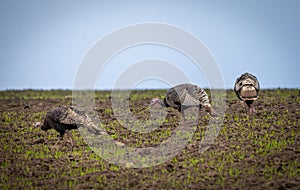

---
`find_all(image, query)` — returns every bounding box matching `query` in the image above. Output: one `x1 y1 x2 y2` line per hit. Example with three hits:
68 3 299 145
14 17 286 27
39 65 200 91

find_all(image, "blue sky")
0 0 299 90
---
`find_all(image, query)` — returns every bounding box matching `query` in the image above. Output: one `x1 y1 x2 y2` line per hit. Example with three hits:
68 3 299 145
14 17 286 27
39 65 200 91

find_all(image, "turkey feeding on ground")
150 83 218 120
234 72 260 115
36 106 104 146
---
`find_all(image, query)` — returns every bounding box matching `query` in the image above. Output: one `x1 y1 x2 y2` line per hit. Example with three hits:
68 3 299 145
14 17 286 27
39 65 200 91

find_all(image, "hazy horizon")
1 86 298 92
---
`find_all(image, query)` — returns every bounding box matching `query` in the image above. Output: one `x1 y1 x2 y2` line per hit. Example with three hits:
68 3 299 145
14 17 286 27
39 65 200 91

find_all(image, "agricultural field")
0 89 299 189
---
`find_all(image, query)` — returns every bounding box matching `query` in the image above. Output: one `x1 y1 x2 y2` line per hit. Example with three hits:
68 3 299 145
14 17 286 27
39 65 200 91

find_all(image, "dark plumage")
36 106 103 146
234 72 260 114
150 83 217 118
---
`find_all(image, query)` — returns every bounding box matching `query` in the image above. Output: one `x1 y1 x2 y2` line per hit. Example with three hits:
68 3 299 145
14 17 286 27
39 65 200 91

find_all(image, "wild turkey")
234 72 260 114
150 83 217 119
36 106 104 146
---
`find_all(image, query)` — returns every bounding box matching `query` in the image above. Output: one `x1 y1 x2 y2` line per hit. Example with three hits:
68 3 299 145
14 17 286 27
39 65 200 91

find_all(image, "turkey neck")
162 98 170 107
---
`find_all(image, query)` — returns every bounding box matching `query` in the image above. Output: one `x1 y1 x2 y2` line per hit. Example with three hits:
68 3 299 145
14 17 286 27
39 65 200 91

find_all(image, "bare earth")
0 89 299 189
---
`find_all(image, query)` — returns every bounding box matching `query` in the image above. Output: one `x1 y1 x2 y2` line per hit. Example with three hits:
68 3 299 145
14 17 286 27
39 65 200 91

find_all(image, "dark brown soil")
0 89 299 189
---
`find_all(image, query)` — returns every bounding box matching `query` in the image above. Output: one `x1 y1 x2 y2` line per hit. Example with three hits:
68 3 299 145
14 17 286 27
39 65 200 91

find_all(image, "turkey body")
151 83 217 117
234 72 260 114
164 83 211 112
39 106 102 146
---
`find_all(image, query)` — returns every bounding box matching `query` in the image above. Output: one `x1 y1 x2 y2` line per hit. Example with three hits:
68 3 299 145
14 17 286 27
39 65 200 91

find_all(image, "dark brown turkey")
36 106 103 146
234 72 260 115
150 83 217 119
